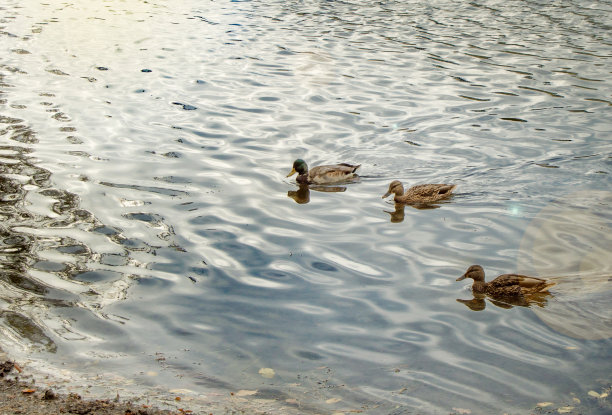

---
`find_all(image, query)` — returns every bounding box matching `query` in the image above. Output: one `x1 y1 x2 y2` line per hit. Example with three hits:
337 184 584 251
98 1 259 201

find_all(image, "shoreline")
0 347 312 415
0 356 192 415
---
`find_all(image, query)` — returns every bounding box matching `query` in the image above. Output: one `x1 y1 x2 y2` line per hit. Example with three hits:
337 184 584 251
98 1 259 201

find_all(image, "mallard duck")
457 265 555 297
286 159 360 185
382 180 456 204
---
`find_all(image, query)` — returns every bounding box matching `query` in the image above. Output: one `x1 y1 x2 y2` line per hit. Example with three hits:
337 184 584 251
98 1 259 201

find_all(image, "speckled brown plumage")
457 265 555 296
382 180 456 204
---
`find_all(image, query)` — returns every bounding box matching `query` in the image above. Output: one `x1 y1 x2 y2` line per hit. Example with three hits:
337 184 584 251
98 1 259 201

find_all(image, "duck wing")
336 163 361 172
489 274 554 292
488 274 524 288
308 164 360 184
408 184 456 198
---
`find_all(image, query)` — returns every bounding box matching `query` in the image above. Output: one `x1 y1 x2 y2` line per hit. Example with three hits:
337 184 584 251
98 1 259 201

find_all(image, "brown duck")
382 180 456 204
457 265 555 297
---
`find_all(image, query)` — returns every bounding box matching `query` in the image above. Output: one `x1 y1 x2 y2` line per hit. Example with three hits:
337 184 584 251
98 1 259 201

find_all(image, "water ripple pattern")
1 0 611 414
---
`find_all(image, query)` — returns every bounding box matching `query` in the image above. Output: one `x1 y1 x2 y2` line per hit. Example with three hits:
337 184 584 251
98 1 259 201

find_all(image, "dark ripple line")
99 181 189 197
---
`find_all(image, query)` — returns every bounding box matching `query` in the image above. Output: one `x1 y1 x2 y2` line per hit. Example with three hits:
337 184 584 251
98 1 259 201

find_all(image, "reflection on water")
457 291 552 311
384 203 406 223
287 184 349 204
0 112 152 361
383 202 446 224
0 120 84 353
1 0 612 413
287 184 311 204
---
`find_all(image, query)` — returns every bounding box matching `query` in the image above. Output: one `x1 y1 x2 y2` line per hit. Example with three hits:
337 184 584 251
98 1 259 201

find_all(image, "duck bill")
456 273 467 281
286 168 297 177
382 191 391 199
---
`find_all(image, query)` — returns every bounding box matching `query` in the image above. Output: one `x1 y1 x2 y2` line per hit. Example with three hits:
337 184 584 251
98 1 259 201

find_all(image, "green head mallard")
287 159 360 185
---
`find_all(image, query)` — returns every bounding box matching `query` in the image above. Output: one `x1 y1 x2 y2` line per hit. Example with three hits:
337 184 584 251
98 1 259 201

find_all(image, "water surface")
1 0 611 414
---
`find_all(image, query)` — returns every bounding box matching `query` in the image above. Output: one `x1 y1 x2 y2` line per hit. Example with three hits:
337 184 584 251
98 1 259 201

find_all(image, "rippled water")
1 0 611 413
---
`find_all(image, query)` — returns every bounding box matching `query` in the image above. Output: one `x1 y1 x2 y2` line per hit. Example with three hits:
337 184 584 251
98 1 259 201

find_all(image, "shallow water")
1 0 611 413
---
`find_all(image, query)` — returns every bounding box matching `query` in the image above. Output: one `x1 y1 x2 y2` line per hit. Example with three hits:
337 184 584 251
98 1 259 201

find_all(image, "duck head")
287 159 308 177
457 265 485 282
382 180 404 199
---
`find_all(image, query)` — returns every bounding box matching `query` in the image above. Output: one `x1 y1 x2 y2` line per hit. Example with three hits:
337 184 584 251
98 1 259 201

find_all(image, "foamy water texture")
1 0 611 413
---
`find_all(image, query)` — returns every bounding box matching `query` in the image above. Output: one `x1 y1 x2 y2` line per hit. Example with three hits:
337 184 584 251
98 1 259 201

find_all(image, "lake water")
1 0 611 413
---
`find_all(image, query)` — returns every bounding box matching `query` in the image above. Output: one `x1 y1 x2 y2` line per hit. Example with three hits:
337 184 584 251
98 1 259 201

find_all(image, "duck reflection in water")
287 184 347 204
457 292 552 311
456 265 555 311
384 203 405 223
383 201 445 223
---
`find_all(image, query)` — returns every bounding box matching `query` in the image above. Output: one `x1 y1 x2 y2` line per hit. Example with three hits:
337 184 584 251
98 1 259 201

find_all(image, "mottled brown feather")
383 180 456 204
457 265 554 296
